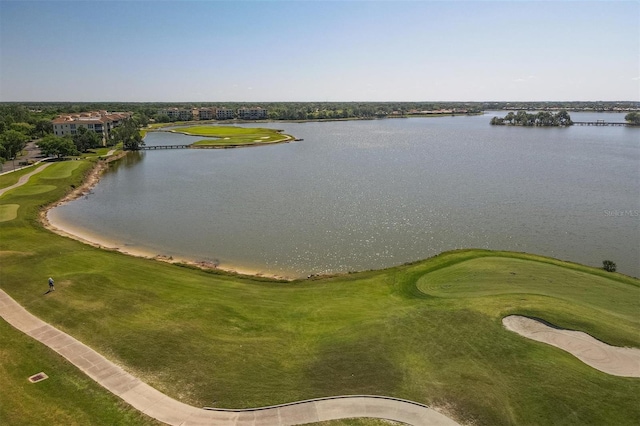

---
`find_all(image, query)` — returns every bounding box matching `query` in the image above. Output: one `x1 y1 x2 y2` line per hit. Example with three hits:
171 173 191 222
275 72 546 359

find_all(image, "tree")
34 119 53 137
38 135 79 158
504 111 515 125
133 112 149 127
602 260 616 272
9 122 35 138
625 112 640 125
556 110 572 126
1 130 28 160
73 127 101 152
113 119 144 150
155 113 171 123
491 110 571 127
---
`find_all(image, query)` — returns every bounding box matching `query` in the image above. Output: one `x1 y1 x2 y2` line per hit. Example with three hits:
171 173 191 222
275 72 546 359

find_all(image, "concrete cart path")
0 289 460 426
0 163 51 197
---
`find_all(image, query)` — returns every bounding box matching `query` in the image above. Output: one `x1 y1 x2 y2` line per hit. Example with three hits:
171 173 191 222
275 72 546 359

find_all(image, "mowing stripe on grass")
0 289 460 426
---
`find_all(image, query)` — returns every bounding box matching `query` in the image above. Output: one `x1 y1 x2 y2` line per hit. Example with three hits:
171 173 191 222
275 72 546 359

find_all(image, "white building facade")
51 111 131 145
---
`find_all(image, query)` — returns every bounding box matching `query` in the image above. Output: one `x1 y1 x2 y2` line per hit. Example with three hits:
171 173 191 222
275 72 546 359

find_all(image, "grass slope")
170 125 293 146
0 158 638 425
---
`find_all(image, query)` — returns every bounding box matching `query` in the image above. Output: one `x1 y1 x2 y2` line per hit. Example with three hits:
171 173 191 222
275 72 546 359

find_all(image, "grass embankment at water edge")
0 157 638 425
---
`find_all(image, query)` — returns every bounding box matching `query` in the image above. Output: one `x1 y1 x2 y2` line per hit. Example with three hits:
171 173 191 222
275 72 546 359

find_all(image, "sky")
0 0 638 102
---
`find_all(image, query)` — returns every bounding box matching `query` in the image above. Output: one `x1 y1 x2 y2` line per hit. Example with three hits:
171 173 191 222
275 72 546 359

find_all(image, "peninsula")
164 125 295 147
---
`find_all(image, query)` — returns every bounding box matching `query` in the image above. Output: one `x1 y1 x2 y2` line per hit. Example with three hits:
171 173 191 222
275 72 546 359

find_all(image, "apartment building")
51 111 131 145
198 108 215 120
237 107 267 120
157 106 268 121
216 108 235 120
157 108 181 120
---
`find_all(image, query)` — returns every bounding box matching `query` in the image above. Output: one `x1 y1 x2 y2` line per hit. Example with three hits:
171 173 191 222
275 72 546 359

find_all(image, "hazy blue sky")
1 1 637 102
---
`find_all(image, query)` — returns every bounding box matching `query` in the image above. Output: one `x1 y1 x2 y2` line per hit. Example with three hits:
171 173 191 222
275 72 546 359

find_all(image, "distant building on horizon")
215 108 235 120
237 107 267 120
156 106 268 121
51 111 131 145
198 108 215 120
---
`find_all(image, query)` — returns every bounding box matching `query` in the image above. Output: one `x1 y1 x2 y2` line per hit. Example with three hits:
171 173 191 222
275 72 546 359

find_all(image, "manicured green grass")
0 204 19 222
0 319 159 426
80 147 116 159
1 158 639 425
170 125 294 146
38 161 82 179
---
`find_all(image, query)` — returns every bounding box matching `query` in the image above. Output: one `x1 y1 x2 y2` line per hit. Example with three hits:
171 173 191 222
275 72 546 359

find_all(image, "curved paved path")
0 163 51 197
503 315 640 377
0 289 459 425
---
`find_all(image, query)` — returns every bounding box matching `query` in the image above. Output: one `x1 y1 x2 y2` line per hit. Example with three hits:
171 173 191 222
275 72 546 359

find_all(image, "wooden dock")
138 145 191 150
572 121 628 127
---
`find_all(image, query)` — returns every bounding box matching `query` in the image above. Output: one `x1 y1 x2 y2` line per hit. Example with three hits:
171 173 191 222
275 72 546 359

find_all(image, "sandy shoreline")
40 153 294 281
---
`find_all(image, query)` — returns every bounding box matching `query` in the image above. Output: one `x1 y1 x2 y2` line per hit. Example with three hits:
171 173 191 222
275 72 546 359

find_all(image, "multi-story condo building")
157 106 266 121
178 109 194 121
157 108 195 121
198 108 215 120
157 108 181 120
216 108 235 120
237 107 267 120
51 111 131 145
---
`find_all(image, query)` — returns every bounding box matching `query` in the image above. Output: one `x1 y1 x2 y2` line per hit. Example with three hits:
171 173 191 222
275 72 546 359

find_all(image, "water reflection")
110 150 144 171
53 113 640 277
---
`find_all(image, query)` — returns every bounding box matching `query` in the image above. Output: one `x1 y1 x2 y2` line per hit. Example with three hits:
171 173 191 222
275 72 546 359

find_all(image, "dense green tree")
491 110 572 127
625 112 640 125
556 110 572 126
34 119 53 137
1 130 28 161
113 119 144 150
504 111 515 124
38 135 79 158
133 112 149 127
73 127 101 152
9 122 35 137
155 114 171 123
602 260 617 272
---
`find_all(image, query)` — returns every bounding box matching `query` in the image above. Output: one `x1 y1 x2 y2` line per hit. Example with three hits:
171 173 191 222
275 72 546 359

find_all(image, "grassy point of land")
166 125 295 147
0 157 639 425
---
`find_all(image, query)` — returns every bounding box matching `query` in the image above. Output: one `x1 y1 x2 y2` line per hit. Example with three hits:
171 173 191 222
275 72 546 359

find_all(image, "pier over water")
572 120 630 126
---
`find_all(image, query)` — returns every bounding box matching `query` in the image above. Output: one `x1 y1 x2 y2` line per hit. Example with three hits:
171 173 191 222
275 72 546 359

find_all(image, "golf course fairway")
0 158 638 425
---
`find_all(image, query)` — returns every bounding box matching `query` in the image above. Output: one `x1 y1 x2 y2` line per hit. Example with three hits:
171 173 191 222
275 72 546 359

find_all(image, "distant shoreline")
144 111 485 130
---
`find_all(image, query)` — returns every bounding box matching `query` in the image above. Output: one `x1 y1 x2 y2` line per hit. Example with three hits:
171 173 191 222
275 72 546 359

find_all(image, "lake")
50 112 640 278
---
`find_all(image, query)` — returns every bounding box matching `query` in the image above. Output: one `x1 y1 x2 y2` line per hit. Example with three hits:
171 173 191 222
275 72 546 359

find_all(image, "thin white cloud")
514 75 535 83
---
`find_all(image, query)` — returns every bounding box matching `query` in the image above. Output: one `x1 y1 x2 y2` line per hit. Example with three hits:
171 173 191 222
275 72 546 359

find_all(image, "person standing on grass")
48 277 54 291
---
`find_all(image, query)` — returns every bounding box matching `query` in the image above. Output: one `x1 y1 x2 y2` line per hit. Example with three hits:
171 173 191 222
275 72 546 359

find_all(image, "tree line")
0 105 54 168
490 110 572 127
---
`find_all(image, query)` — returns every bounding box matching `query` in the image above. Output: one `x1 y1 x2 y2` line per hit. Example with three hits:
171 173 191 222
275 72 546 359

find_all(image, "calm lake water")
51 112 640 277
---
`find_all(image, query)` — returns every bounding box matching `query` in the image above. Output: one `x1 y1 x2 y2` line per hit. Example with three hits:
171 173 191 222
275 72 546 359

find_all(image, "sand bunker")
503 315 640 377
